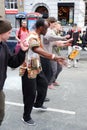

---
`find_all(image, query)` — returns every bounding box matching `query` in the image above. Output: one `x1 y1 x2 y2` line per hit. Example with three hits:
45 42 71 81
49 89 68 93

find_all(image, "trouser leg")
54 62 62 82
22 71 36 121
0 90 5 125
40 57 52 83
49 61 58 85
34 71 48 107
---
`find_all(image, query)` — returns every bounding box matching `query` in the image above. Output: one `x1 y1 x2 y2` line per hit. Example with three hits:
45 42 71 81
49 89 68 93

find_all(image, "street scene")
0 50 87 130
1 0 87 130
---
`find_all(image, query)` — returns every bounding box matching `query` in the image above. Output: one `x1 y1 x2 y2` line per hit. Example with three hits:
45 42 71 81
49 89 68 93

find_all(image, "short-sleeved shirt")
19 31 42 79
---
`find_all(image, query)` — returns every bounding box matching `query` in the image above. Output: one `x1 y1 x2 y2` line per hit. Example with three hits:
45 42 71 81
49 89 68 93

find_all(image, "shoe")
21 118 36 126
33 105 47 111
53 81 60 86
84 47 87 51
73 65 78 68
67 64 72 68
44 97 50 102
48 84 54 89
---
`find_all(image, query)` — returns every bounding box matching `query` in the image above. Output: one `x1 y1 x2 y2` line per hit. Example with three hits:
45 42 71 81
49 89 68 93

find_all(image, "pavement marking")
5 101 76 115
5 101 24 107
46 108 75 115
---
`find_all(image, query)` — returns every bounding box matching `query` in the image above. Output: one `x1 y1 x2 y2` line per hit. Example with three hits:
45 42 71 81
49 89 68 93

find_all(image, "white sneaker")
84 47 87 51
67 64 72 68
33 105 47 111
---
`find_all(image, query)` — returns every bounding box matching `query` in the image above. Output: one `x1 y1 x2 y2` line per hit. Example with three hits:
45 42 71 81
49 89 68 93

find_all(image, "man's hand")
20 40 29 51
54 56 67 66
64 38 73 46
64 34 70 39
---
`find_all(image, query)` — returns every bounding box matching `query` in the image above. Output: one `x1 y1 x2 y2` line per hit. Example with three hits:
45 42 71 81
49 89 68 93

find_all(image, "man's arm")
32 46 67 66
44 31 70 42
53 38 73 47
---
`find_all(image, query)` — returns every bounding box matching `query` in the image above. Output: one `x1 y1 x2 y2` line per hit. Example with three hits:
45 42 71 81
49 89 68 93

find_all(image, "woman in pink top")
15 20 29 53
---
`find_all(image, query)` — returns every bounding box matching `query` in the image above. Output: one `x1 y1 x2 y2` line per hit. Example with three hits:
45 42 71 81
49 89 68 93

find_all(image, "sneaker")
67 64 72 68
33 105 47 111
44 97 50 102
84 47 87 51
21 118 36 126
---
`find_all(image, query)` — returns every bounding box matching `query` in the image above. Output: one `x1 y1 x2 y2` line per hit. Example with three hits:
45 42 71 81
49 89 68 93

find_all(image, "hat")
0 19 12 34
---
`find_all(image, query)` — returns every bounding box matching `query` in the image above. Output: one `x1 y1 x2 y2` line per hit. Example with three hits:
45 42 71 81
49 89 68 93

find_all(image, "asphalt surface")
0 50 87 130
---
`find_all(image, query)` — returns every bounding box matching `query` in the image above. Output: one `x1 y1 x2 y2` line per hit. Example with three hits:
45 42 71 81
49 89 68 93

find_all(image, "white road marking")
46 108 75 115
5 101 24 107
5 101 76 115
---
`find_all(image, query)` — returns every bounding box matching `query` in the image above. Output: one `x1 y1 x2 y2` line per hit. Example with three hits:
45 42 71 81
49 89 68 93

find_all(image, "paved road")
0 50 87 130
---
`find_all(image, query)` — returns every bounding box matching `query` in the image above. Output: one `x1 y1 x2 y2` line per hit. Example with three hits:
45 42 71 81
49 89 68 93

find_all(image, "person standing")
41 17 72 89
15 20 29 54
20 18 67 126
0 18 29 126
67 23 81 67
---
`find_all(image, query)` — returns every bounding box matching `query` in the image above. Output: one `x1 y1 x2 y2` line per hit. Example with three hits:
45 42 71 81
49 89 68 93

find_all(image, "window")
5 0 18 9
58 3 74 26
35 6 49 18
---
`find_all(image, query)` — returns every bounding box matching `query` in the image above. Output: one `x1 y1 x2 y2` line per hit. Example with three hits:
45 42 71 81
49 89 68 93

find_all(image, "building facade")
24 0 86 29
0 0 87 29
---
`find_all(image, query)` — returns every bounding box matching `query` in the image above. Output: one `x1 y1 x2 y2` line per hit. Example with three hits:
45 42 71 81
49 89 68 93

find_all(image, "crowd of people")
0 15 87 126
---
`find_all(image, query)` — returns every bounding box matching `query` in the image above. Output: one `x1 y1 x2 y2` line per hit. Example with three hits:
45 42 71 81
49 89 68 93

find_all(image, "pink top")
16 27 29 42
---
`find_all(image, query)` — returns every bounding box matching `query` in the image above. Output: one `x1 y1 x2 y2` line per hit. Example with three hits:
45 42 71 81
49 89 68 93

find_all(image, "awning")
27 12 42 18
15 12 27 19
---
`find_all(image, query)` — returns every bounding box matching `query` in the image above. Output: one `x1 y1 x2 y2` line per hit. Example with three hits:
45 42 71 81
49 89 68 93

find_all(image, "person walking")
0 18 29 126
20 18 67 126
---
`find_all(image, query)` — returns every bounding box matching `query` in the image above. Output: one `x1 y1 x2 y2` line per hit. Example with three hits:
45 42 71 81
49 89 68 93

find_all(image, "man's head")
47 17 57 29
54 21 62 33
35 18 49 35
0 18 12 42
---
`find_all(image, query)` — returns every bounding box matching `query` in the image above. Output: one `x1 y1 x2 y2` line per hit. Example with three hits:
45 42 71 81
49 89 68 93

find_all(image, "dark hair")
35 18 45 29
47 17 57 23
72 23 77 27
0 19 12 34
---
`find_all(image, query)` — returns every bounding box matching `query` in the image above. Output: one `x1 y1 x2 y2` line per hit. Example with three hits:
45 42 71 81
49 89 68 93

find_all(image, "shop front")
58 3 74 26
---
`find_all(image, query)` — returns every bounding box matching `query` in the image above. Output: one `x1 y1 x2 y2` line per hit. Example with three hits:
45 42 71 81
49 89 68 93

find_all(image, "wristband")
51 54 55 60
